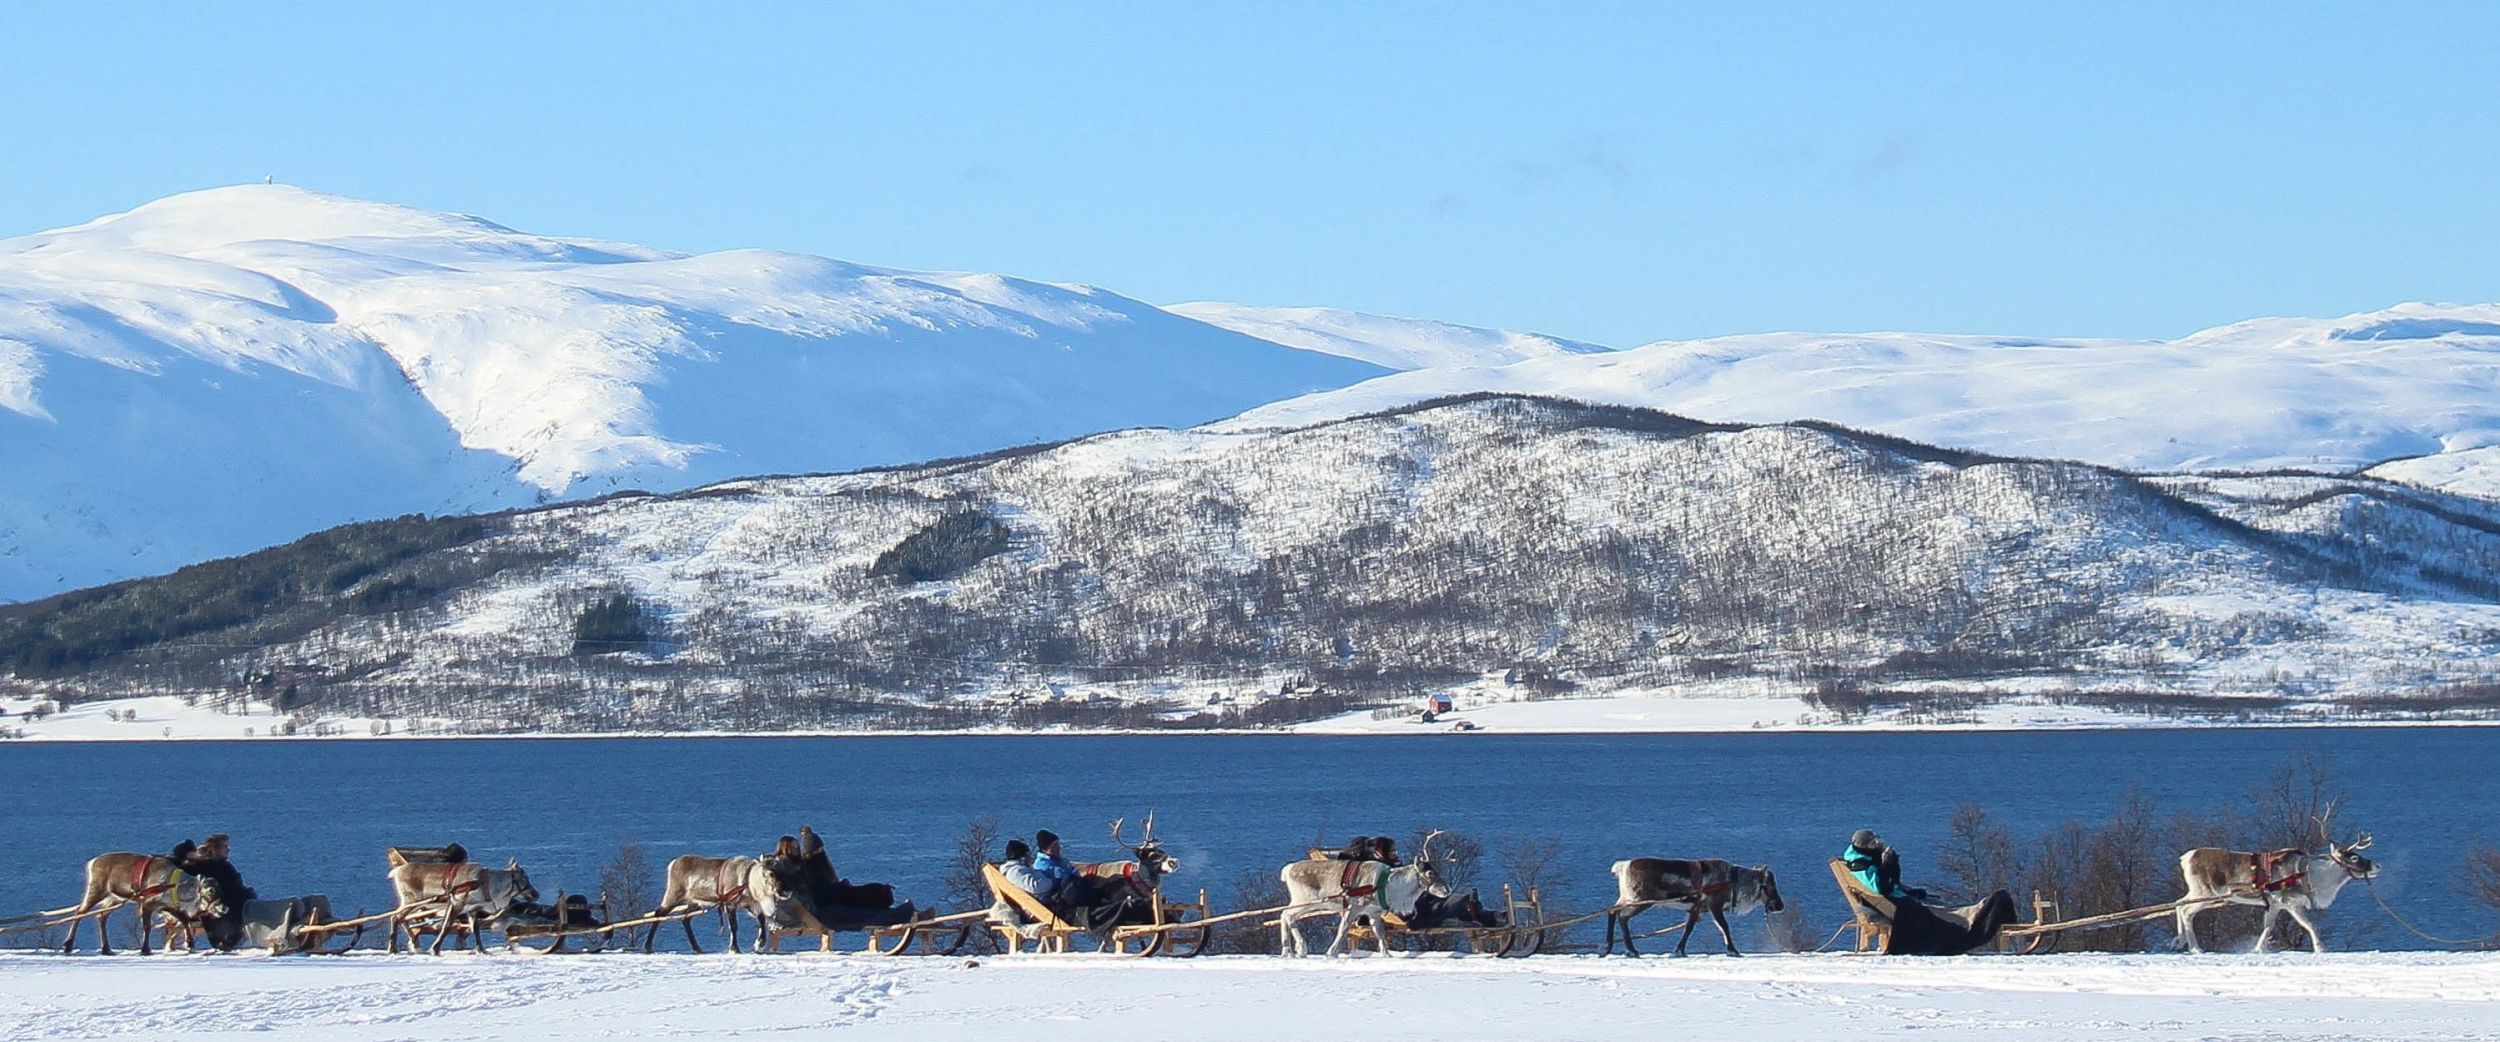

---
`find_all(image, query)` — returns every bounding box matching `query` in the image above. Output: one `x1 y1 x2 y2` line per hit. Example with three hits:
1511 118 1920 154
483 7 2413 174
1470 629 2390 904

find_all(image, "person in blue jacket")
1840 829 1928 902
1027 829 1083 906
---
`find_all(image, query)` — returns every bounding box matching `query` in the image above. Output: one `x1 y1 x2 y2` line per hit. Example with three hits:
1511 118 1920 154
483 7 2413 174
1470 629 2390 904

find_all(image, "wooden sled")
1828 858 1895 953
982 864 1092 954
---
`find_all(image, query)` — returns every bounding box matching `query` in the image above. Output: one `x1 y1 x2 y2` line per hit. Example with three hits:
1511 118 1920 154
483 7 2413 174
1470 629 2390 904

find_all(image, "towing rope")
2360 877 2496 948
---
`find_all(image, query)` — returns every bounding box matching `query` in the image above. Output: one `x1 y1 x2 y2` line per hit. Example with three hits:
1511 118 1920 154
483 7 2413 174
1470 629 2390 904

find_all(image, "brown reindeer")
2175 830 2375 953
647 854 789 953
1605 858 1784 957
387 857 537 954
49 852 230 955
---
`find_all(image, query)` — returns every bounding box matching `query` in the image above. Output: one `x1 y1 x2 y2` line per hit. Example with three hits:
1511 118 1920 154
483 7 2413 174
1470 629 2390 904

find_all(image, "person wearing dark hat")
1839 829 1922 901
1027 829 1080 904
998 839 1045 894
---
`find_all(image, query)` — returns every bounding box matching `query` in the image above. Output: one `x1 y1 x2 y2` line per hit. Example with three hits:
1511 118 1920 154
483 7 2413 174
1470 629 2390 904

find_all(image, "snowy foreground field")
4 952 2498 1041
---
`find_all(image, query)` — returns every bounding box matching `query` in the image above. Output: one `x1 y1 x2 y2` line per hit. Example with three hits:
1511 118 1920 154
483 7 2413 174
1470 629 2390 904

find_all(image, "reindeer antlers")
2313 797 2343 848
1419 829 1447 862
1109 811 1160 851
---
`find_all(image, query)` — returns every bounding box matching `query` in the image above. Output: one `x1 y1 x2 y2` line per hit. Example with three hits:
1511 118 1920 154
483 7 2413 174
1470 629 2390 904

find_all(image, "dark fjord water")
1 728 2493 951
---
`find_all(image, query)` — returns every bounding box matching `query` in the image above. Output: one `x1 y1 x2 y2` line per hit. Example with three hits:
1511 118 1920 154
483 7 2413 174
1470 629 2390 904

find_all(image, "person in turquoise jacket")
1840 828 1928 902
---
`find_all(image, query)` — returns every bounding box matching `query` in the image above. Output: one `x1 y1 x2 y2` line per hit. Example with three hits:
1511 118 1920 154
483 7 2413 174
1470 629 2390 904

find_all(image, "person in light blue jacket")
1026 830 1081 905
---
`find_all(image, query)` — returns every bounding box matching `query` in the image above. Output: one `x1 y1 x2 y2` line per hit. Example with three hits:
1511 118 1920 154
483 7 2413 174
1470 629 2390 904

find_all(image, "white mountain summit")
5 185 1537 601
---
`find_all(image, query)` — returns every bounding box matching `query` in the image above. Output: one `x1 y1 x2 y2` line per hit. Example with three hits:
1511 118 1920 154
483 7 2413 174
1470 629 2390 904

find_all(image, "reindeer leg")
1278 910 1298 957
1711 905 1739 956
2253 903 2279 953
2174 904 2202 954
726 905 743 954
1325 910 1354 957
1602 910 1616 957
2289 904 2325 953
138 905 157 956
1673 904 1703 957
96 905 116 956
681 908 704 954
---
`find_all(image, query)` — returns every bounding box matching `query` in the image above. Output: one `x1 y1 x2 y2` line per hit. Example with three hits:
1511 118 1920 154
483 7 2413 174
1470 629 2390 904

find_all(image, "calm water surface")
1 729 2492 950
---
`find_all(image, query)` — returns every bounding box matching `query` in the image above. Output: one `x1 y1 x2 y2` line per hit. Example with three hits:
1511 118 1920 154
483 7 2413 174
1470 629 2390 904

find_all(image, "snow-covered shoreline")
3 950 2494 1041
3 692 2496 744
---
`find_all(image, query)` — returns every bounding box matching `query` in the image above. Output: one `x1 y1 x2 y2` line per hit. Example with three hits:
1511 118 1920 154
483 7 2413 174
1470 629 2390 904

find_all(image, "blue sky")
4 2 2496 347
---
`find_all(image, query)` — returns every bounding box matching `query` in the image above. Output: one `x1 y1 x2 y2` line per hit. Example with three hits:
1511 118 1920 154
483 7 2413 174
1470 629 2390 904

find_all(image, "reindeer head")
1755 866 1785 914
1112 812 1181 885
503 860 540 906
1411 830 1456 899
191 875 231 920
2329 834 2377 879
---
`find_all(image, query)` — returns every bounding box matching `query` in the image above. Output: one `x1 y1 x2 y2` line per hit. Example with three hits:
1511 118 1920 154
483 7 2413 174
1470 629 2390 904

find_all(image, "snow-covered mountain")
1223 304 2500 495
9 396 2496 733
5 185 1540 602
1161 302 1610 369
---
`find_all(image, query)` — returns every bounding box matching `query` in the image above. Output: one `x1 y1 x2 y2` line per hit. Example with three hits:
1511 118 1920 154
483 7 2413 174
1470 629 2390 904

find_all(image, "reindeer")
2174 820 2376 953
1604 858 1784 957
647 855 789 953
1277 830 1454 956
387 857 538 954
1075 814 1181 911
48 852 230 955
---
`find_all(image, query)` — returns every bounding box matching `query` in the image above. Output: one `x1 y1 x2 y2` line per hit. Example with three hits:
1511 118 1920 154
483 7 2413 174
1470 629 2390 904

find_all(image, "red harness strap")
442 863 482 900
1339 861 1381 899
716 860 748 905
2251 850 2308 894
129 855 175 901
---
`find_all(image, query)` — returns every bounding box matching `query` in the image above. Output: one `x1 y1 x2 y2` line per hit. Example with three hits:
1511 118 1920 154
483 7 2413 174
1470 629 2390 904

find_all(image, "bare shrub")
598 841 657 947
1938 803 2018 899
942 816 1004 953
2458 847 2500 949
1212 865 1287 954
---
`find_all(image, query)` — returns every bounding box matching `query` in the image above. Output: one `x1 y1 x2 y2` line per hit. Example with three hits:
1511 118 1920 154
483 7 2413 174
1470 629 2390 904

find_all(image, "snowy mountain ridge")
9 395 2496 734
3 186 1590 602
1162 301 1611 369
1227 302 2500 493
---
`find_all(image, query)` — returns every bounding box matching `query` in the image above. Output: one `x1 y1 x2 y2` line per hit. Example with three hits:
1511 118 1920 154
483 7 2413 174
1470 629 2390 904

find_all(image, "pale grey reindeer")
48 852 229 955
2174 812 2377 953
1277 830 1454 957
387 857 538 954
647 854 789 953
1605 857 1785 957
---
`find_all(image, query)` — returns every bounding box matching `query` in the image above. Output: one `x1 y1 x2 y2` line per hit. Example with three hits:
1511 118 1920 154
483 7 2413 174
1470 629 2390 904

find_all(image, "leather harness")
1338 860 1388 900
2251 849 2308 894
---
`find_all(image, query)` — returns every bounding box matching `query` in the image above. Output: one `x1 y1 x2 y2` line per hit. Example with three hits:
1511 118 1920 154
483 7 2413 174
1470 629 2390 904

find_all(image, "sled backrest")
982 864 1079 932
1829 858 1895 953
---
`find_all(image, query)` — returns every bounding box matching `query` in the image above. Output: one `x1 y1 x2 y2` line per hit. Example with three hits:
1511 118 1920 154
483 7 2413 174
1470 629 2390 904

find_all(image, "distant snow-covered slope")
1161 301 1610 369
0 185 1394 601
1222 303 2500 495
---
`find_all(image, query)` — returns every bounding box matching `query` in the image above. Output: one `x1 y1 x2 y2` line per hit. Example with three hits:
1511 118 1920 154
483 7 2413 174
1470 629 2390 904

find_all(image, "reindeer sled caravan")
2 805 2415 961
